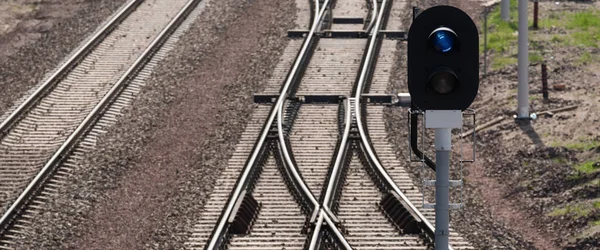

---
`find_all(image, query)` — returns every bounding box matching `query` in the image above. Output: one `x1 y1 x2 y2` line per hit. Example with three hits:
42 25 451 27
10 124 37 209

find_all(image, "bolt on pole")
517 0 530 119
501 0 510 21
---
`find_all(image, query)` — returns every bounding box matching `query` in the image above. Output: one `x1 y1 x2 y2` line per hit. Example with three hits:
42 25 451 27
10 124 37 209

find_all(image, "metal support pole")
434 128 451 250
541 63 548 101
501 0 510 21
517 0 530 119
533 0 539 29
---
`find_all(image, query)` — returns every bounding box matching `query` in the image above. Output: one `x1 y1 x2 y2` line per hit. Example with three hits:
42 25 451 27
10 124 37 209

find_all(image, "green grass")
529 95 541 101
571 31 600 48
529 52 543 64
555 10 600 48
552 157 568 164
578 51 597 65
567 12 600 29
492 56 517 70
549 204 590 217
549 199 600 218
575 159 600 174
551 35 564 44
552 138 600 151
484 4 600 70
482 0 518 54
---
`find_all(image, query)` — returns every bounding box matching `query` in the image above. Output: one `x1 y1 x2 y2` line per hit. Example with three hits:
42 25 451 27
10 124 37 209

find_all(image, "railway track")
188 0 473 249
0 0 206 246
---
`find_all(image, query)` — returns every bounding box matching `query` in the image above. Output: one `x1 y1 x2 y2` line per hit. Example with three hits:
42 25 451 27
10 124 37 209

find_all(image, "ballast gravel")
20 0 296 248
0 0 127 116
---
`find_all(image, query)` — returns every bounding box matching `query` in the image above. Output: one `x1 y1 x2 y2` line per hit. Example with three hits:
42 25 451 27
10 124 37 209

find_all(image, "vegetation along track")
188 0 472 249
0 0 207 247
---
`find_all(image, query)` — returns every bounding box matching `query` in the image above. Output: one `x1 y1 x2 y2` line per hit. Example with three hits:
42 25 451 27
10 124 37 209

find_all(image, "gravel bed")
0 0 127 115
20 0 296 248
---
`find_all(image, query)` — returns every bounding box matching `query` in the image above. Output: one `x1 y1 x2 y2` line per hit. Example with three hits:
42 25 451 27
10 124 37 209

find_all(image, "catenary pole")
501 0 510 21
517 0 529 118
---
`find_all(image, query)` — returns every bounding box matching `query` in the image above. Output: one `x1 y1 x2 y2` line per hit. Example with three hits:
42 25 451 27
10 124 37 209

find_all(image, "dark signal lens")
429 28 457 53
429 70 458 94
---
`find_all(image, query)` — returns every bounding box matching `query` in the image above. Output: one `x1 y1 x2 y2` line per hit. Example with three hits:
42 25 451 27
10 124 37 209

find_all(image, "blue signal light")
429 28 457 53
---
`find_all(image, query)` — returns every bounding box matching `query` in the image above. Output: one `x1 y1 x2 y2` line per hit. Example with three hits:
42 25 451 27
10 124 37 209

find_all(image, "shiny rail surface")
0 0 205 246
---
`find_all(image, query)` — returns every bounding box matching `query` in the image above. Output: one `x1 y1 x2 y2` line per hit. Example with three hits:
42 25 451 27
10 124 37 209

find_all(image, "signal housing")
408 5 479 111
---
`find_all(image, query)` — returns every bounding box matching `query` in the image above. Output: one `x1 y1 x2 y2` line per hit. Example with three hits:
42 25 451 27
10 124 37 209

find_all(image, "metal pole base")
513 113 537 121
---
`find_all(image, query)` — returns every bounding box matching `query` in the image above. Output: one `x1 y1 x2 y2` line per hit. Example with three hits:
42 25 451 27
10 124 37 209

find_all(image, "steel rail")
352 0 454 249
277 106 318 207
0 0 203 234
321 98 352 210
276 75 351 250
306 0 390 246
308 98 353 250
0 0 144 137
276 107 339 223
205 0 331 248
366 0 378 33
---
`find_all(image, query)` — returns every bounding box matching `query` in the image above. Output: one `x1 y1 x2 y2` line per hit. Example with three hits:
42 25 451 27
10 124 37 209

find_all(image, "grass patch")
567 11 600 29
482 0 518 54
552 10 600 48
577 51 597 65
552 138 600 151
492 56 517 70
549 204 591 218
551 35 564 44
484 5 600 70
552 157 568 164
549 199 600 218
571 31 600 48
575 159 600 174
529 52 543 64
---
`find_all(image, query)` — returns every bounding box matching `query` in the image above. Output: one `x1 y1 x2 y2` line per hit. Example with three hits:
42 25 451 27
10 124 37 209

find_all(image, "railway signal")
407 5 479 250
407 5 479 111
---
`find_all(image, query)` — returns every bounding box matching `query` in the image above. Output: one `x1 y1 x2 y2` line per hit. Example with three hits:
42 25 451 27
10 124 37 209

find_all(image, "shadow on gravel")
517 120 545 147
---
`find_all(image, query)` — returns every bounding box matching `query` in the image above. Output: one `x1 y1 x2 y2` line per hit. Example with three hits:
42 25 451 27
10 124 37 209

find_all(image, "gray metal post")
434 128 451 250
517 0 529 118
501 0 510 21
